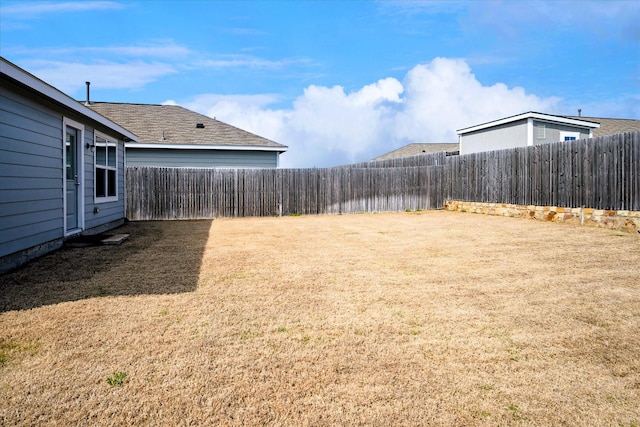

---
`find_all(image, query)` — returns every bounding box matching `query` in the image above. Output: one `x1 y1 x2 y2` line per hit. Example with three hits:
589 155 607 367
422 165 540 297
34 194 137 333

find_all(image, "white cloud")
379 1 640 42
199 55 312 70
25 60 177 95
220 27 267 36
395 58 557 139
0 1 123 17
473 1 640 43
6 42 192 59
85 43 192 58
168 58 561 168
176 94 287 141
377 0 467 17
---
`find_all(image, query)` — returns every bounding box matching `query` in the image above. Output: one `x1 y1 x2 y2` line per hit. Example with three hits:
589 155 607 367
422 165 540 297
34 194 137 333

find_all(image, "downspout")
527 118 534 146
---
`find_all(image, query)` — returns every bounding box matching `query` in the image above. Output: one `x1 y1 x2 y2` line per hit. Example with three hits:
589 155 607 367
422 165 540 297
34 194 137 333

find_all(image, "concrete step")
101 234 129 245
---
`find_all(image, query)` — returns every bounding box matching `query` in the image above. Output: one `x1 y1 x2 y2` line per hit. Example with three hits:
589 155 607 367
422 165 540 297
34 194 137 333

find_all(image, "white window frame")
94 131 118 203
62 117 85 235
559 131 580 142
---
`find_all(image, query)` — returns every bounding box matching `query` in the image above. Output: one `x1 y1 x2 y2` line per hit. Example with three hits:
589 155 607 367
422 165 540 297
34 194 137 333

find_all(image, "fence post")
124 132 639 219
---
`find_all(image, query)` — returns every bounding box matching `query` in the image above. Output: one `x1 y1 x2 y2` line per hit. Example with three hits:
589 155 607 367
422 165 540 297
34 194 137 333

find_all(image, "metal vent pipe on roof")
85 81 90 105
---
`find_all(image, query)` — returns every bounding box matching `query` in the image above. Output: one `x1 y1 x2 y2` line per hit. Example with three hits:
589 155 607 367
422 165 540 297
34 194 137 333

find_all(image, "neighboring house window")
95 132 117 202
536 123 546 139
559 131 580 142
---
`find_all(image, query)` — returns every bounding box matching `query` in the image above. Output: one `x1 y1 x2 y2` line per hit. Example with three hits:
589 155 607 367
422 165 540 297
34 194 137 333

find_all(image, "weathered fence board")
446 131 639 210
126 166 443 220
126 131 639 220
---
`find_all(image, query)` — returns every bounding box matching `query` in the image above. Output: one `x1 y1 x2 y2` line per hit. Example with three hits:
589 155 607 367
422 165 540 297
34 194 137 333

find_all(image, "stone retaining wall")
444 200 640 233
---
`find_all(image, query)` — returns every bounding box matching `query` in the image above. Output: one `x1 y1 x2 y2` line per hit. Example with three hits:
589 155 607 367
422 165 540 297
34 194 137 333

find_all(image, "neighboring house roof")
457 111 600 135
564 116 640 137
86 102 286 152
372 143 459 161
0 57 138 142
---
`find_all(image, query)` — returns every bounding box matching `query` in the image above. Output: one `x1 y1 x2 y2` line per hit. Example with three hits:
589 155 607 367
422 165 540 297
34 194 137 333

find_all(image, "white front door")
64 120 84 234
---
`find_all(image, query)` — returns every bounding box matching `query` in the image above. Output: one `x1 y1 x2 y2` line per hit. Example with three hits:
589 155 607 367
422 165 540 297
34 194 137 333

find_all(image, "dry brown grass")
1 211 639 426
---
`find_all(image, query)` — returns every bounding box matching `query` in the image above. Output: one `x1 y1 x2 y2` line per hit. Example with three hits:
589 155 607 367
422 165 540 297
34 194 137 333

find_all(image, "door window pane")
66 129 76 180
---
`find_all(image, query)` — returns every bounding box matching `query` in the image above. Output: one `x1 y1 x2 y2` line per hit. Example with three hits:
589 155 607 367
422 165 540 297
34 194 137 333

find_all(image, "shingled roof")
86 102 286 150
564 116 640 137
372 143 459 161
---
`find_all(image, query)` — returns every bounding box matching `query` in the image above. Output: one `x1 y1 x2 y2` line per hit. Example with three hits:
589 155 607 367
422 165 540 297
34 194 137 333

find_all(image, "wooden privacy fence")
126 131 639 220
445 131 639 210
126 166 444 220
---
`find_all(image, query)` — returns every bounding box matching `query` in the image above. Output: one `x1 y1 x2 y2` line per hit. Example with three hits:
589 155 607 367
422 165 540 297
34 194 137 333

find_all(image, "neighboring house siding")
0 83 65 258
85 102 287 169
533 121 590 145
126 148 279 168
461 120 528 154
458 112 600 155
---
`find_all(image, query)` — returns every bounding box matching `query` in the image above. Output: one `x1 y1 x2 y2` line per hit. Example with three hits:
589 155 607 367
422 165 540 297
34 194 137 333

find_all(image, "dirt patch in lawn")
0 211 638 426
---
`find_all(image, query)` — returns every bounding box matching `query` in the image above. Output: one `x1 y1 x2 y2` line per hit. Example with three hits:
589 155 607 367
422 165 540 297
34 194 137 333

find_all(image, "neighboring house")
86 102 287 168
457 112 601 155
372 143 459 161
564 116 640 137
0 58 138 273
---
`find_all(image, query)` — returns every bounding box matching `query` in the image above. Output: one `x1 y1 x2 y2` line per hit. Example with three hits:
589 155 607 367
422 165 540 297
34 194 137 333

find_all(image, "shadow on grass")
0 220 213 313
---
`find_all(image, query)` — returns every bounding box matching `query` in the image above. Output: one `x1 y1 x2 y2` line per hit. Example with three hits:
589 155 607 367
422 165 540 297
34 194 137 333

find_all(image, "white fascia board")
126 142 288 152
1 58 138 142
457 112 600 135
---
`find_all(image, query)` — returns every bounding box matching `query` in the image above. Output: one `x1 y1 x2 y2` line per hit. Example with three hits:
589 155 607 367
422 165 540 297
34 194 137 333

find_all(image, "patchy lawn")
1 211 638 426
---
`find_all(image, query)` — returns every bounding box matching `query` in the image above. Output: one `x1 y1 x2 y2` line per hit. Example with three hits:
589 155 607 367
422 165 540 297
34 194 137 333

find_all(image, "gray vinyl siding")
533 121 590 144
1 84 64 258
460 120 528 154
1 77 126 262
126 147 279 168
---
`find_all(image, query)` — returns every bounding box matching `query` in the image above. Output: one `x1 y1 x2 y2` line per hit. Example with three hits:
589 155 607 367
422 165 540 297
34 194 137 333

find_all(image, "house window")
559 131 580 142
536 123 546 139
95 132 117 202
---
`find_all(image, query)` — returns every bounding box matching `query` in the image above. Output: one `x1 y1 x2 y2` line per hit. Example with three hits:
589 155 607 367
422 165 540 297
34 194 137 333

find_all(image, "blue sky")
1 0 638 167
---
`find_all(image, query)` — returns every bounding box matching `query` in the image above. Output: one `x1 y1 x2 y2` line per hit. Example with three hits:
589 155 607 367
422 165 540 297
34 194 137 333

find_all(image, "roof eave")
457 111 600 135
1 58 139 142
126 142 288 152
